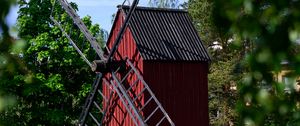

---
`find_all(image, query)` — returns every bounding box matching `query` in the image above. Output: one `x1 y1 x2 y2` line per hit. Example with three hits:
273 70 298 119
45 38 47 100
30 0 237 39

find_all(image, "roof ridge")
117 5 188 13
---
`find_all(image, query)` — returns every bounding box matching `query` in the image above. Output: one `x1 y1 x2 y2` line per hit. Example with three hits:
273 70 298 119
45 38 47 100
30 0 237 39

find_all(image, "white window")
282 75 296 93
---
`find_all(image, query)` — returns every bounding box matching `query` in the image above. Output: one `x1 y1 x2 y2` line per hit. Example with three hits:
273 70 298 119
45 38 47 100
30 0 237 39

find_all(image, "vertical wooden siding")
103 10 144 126
143 61 209 126
103 8 209 126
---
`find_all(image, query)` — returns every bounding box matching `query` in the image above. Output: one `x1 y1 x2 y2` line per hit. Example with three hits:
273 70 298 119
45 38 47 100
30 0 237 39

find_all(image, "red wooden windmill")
50 0 210 125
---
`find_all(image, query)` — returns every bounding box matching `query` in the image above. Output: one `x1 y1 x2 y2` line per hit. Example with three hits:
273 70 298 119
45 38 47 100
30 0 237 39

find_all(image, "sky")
6 0 187 33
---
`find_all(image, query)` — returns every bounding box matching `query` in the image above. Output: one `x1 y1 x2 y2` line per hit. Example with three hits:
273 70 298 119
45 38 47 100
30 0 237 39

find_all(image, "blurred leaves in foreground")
213 0 300 125
0 0 19 112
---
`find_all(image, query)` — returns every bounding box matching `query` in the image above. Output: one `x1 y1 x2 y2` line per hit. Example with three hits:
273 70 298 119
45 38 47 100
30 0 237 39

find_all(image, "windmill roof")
111 5 210 61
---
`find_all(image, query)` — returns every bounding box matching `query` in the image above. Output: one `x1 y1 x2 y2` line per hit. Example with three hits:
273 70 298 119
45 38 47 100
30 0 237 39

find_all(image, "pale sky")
68 0 150 31
6 0 187 32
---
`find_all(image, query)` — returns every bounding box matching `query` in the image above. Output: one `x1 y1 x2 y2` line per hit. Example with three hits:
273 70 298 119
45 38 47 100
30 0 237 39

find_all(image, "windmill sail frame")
50 0 175 125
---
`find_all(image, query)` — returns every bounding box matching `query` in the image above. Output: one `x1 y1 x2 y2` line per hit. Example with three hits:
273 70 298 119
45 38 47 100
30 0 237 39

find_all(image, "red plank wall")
143 61 209 126
103 10 144 126
103 8 209 126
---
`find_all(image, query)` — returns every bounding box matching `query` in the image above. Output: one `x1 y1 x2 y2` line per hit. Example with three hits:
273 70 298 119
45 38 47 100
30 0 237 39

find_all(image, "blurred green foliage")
0 0 105 125
212 0 300 125
0 0 19 113
189 0 300 125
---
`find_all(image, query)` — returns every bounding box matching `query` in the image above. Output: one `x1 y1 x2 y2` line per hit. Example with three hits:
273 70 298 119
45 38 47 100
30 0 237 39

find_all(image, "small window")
282 75 296 93
296 80 300 92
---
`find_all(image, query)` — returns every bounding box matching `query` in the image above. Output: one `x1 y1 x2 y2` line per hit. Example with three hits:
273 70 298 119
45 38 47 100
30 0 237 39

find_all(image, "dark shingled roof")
119 6 210 61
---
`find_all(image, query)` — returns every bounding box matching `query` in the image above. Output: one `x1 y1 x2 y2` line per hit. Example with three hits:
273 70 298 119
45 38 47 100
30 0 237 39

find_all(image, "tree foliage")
208 59 240 125
189 0 300 125
187 0 241 125
148 0 180 8
213 0 300 125
188 0 237 61
188 0 217 46
0 0 105 125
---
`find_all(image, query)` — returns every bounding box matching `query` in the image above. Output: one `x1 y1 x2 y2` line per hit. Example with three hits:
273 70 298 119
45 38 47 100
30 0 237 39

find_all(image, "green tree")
208 59 241 125
188 0 238 61
188 0 217 46
148 0 180 8
187 0 241 125
213 0 300 125
0 0 105 125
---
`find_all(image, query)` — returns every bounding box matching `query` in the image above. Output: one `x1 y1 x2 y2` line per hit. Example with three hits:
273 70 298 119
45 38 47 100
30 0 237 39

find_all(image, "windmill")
50 0 175 125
